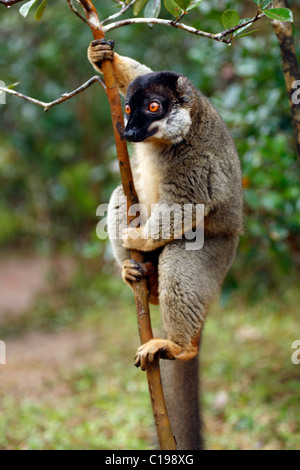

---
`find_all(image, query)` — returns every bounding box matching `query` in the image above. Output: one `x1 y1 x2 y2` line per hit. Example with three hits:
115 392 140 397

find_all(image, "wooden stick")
76 0 177 450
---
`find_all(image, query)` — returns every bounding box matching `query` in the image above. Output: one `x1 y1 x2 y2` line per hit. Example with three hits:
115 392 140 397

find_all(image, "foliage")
0 0 299 297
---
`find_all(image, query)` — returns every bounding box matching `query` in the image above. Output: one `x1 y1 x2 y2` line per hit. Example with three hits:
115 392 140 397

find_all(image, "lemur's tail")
160 354 203 450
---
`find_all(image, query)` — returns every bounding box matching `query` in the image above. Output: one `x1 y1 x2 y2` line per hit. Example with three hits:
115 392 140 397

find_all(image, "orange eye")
125 104 131 115
148 101 160 112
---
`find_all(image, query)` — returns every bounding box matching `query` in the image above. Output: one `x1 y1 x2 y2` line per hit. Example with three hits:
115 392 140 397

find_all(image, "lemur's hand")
122 227 169 252
87 39 115 69
122 259 156 286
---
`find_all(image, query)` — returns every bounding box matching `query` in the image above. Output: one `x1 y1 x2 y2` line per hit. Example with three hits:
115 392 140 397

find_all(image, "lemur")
88 39 243 450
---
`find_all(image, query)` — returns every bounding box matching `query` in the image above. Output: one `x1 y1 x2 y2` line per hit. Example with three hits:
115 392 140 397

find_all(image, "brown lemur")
88 39 243 450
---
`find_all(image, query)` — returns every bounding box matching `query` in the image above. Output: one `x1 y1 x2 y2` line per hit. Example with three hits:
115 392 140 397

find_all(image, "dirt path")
0 254 89 402
0 328 103 402
0 255 74 319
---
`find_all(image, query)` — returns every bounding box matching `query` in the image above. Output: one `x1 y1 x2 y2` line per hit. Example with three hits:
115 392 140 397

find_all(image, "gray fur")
89 43 243 449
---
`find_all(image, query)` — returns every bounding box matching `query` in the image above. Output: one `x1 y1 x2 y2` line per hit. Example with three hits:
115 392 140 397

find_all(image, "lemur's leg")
87 39 152 97
135 236 238 370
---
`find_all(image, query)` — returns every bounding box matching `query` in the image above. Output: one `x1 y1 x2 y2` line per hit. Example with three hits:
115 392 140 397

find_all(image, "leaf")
260 0 271 9
173 0 191 11
144 0 161 17
187 0 203 11
164 0 182 17
34 0 47 21
235 29 259 39
251 0 271 7
264 8 293 22
7 82 20 89
19 0 39 18
222 10 240 30
133 0 148 16
233 18 251 37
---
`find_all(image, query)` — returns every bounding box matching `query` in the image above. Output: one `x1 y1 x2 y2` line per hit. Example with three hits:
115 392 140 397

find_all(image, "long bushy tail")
160 355 203 450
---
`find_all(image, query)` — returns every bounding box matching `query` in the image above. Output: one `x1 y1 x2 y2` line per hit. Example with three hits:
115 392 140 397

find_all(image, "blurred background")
0 0 299 450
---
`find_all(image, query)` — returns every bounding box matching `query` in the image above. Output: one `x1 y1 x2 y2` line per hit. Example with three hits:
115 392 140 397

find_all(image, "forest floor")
0 254 299 450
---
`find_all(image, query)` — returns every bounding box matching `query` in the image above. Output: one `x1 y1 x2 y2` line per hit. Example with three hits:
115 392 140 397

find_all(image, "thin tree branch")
0 76 106 112
102 0 137 26
66 0 89 25
0 0 25 6
217 12 264 39
104 13 264 44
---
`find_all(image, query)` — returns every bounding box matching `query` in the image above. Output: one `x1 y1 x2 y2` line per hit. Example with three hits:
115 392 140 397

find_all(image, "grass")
0 271 299 450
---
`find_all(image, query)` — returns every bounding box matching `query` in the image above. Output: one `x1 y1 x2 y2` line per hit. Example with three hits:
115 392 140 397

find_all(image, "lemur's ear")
176 76 196 107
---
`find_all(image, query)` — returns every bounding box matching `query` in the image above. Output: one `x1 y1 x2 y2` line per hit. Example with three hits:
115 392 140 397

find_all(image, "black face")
123 71 180 143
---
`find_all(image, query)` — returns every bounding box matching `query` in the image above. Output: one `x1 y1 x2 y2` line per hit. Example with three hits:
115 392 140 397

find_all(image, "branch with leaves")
104 13 265 44
0 0 294 44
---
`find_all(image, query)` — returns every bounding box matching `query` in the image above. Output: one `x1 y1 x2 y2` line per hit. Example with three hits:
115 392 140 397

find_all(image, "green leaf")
235 29 259 39
222 10 240 30
34 0 47 21
173 0 191 11
133 0 148 16
19 0 39 18
187 0 203 11
164 0 182 17
233 18 251 37
6 82 20 89
264 8 293 22
261 0 271 9
251 0 271 7
144 0 161 17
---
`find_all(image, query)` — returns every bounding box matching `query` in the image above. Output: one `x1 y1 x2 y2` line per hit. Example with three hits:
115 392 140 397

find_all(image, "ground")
0 254 299 450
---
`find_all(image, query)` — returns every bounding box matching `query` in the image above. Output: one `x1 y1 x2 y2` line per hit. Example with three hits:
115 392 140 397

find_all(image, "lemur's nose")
124 128 138 142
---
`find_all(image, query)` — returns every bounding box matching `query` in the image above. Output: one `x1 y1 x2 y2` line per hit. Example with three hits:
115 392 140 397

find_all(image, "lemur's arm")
122 203 204 252
87 39 152 97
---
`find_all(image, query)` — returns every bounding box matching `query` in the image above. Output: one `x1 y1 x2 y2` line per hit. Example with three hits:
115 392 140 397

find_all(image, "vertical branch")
76 0 176 450
272 0 300 160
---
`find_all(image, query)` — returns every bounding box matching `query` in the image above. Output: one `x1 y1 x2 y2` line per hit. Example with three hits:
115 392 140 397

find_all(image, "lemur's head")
124 71 193 144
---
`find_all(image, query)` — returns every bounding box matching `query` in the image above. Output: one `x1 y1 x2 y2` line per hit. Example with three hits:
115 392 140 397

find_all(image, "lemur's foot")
135 339 182 371
135 338 199 370
122 259 155 285
88 38 115 66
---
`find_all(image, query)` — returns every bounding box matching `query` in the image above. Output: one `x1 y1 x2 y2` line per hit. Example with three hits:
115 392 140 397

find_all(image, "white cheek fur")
148 108 192 143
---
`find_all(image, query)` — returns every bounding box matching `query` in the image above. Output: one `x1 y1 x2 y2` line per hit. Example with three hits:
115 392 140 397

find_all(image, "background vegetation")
0 0 299 450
